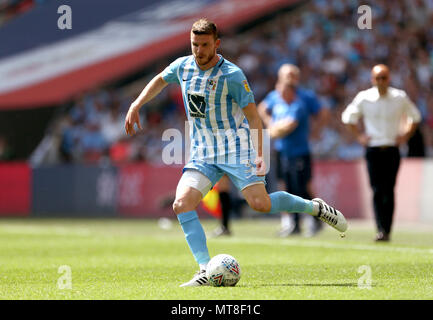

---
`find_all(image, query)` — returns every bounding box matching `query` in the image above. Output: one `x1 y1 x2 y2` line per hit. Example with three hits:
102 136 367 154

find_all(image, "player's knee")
173 199 185 214
172 199 191 215
249 196 271 213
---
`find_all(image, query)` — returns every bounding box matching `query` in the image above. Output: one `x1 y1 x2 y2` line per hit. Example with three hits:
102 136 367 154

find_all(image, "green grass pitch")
0 218 432 300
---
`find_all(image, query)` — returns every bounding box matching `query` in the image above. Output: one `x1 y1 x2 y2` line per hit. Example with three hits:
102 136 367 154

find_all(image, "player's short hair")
191 18 219 40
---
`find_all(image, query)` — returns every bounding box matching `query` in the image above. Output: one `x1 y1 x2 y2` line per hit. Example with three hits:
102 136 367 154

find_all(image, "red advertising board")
117 163 183 217
312 160 364 219
118 161 366 219
0 162 31 216
0 159 422 221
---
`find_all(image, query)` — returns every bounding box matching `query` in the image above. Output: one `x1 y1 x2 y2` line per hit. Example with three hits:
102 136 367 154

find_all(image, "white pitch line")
213 237 433 255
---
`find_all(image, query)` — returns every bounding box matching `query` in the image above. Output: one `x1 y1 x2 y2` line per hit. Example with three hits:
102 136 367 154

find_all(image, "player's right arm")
125 73 168 136
125 57 185 136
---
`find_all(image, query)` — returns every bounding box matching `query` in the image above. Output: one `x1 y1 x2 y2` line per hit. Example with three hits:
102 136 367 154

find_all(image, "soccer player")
125 18 347 287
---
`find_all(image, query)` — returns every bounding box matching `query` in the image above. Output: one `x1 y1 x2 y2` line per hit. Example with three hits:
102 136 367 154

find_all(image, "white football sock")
281 214 291 228
311 201 320 216
199 263 207 271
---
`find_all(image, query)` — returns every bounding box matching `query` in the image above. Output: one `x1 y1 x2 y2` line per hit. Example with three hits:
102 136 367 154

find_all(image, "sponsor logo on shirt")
187 92 206 118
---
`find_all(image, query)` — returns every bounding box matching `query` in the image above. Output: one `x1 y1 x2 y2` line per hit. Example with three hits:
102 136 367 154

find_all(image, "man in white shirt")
342 64 421 241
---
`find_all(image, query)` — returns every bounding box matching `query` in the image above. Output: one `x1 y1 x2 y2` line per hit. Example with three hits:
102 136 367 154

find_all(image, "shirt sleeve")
401 91 422 123
341 92 364 124
161 57 184 84
227 70 255 108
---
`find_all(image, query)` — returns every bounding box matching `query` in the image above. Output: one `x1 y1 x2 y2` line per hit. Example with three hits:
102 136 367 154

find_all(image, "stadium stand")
27 0 433 165
1 0 432 165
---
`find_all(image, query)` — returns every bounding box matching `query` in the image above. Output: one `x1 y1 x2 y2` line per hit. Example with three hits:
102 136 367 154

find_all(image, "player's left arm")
242 103 266 176
257 100 272 128
228 71 266 175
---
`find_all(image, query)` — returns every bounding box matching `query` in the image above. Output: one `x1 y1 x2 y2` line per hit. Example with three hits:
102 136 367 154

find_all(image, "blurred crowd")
30 84 187 165
31 0 433 165
222 0 433 159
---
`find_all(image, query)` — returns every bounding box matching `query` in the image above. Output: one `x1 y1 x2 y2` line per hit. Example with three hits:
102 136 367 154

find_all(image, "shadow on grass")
241 283 378 288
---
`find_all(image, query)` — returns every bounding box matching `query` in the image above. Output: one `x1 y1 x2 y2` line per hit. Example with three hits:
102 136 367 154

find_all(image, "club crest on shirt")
187 92 206 118
206 79 217 91
243 80 251 92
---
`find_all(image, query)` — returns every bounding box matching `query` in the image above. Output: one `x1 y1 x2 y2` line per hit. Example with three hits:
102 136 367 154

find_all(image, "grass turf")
0 218 432 300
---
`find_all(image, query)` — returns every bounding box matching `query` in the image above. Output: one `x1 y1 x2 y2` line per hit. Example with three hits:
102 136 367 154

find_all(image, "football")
206 254 241 287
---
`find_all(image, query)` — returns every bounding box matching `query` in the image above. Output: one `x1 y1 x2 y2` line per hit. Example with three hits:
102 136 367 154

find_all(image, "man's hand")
345 124 370 147
396 122 418 146
357 133 371 146
125 104 142 136
254 156 266 177
395 133 410 146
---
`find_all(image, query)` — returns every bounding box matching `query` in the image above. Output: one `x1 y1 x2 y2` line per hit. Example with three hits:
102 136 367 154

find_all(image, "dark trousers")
219 191 231 229
279 153 313 229
365 147 401 235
